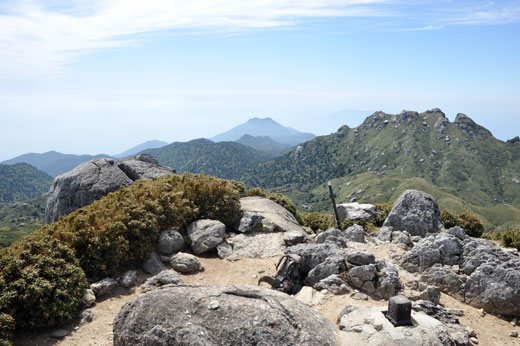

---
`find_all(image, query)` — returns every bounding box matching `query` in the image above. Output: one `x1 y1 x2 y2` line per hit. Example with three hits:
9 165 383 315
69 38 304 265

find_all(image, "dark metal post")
328 181 341 229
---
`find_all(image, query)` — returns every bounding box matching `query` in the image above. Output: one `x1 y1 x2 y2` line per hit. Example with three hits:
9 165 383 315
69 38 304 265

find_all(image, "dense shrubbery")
34 174 243 277
267 193 304 225
0 236 87 331
0 174 243 343
500 228 520 251
0 313 15 346
441 210 484 237
301 212 334 232
247 187 267 197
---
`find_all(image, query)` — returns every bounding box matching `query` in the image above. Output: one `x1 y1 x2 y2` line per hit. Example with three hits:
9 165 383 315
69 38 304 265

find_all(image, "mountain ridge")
210 117 315 146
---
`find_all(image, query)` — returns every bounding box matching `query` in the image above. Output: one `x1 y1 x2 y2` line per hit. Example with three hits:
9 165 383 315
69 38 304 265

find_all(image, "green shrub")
247 187 267 197
0 313 14 346
441 209 484 238
36 174 242 277
301 212 334 232
500 228 520 251
341 218 376 232
229 180 247 197
372 202 393 227
0 236 87 331
441 210 459 229
267 193 304 225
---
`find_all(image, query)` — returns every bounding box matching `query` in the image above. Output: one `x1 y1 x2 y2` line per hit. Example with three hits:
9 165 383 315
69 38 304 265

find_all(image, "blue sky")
0 0 519 160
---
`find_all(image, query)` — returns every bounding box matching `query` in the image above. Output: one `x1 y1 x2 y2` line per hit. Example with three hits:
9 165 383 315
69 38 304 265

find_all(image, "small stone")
470 337 479 344
216 242 233 259
90 278 118 297
226 254 240 262
208 301 220 310
478 309 486 317
82 288 96 307
468 329 476 337
448 309 464 317
169 252 203 274
373 323 383 331
79 309 94 325
119 270 138 288
510 331 518 337
351 292 368 301
50 329 70 338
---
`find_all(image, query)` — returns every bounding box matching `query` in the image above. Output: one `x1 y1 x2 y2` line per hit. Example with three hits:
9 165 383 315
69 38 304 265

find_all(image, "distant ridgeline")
0 163 51 207
240 110 520 231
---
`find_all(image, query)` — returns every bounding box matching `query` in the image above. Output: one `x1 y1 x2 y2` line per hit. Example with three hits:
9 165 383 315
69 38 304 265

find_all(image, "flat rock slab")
114 284 338 346
228 232 286 258
239 197 304 233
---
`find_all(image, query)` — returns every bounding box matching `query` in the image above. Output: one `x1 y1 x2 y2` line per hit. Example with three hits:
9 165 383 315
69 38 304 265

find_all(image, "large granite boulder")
382 189 443 237
236 197 303 233
187 219 226 255
337 203 380 223
113 284 338 346
45 156 175 223
401 230 520 316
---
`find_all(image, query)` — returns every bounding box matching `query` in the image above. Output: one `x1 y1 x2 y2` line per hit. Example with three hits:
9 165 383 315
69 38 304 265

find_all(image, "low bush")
0 313 15 346
372 202 393 227
441 209 484 238
247 187 267 197
267 193 304 225
500 228 520 251
301 212 334 232
0 236 87 331
36 174 242 277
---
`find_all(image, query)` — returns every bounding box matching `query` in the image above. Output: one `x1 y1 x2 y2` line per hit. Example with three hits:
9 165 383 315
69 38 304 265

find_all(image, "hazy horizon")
1 0 519 161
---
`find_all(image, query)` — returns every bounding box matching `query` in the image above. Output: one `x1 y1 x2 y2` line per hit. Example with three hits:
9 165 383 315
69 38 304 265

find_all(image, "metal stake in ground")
328 181 341 229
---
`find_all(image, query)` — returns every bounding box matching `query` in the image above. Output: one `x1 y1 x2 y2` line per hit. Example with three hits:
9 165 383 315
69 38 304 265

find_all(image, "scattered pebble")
208 300 220 310
469 337 479 344
510 331 518 338
351 292 369 301
448 309 464 317
478 309 486 317
50 329 70 338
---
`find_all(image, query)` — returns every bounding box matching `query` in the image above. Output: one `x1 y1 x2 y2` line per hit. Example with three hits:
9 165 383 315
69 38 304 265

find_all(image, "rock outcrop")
401 228 520 316
45 155 175 223
337 202 381 223
383 189 443 237
113 284 338 346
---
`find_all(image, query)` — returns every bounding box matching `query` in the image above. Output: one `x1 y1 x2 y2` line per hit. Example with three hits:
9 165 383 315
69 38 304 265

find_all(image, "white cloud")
0 0 389 76
1 0 519 76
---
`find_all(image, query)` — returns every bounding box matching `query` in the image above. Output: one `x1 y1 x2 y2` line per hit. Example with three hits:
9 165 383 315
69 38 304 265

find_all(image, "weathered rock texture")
337 202 381 223
237 197 304 233
401 229 520 316
187 219 226 255
383 189 443 237
45 155 175 223
114 284 338 346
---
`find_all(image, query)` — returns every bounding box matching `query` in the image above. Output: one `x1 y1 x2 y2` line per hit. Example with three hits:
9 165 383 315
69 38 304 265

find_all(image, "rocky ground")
15 241 520 346
14 191 520 345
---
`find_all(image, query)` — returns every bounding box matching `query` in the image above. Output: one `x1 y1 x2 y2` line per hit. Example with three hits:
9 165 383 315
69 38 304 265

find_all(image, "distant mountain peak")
210 117 315 146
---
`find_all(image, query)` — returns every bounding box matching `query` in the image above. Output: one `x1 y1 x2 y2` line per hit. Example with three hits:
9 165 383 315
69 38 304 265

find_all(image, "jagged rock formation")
383 189 443 237
45 154 175 223
113 284 338 346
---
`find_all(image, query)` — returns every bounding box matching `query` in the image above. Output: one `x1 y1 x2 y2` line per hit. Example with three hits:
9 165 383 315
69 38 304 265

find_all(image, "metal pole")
328 181 341 229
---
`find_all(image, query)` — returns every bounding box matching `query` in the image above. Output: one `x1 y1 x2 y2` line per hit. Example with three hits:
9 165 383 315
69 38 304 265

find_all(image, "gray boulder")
169 252 203 274
347 252 375 266
382 189 443 237
286 243 345 275
90 278 117 297
377 265 402 300
343 224 366 243
45 156 174 223
114 284 338 346
227 232 286 258
216 242 233 259
157 229 184 255
187 219 226 255
348 264 377 294
306 256 347 286
337 202 381 223
143 252 167 275
237 197 304 233
419 286 441 305
119 270 139 289
315 275 349 295
142 270 183 292
315 228 347 248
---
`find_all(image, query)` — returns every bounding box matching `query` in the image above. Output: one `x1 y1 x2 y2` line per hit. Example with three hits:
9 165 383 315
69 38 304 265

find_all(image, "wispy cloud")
0 0 519 76
0 0 389 76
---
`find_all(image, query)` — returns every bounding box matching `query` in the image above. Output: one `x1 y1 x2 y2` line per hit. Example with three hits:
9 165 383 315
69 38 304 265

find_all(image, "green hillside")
0 163 52 206
235 134 290 156
144 138 273 179
243 110 520 231
0 195 46 248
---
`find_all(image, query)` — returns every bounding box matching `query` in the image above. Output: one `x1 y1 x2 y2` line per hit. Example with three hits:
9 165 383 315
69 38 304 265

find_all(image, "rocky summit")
45 154 175 223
